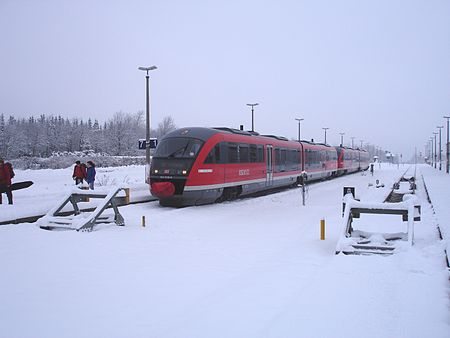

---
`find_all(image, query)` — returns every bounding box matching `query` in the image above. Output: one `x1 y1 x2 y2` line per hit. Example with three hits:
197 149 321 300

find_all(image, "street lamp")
246 103 259 132
430 137 434 167
138 65 157 166
437 126 444 170
351 136 355 148
295 118 304 141
339 132 345 147
433 132 438 168
322 127 329 144
444 116 450 173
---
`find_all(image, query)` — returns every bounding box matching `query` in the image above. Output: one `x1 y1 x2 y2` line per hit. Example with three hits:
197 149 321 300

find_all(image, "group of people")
0 157 14 205
72 160 96 190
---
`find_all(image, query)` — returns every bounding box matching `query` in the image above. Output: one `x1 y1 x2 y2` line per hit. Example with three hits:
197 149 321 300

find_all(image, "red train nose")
151 182 176 197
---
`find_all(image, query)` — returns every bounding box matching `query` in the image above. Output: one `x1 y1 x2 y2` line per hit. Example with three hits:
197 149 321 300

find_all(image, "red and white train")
149 127 370 206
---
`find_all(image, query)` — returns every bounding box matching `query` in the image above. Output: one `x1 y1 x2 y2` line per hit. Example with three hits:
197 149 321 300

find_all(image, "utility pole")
246 103 259 132
295 118 304 142
322 127 329 144
138 65 157 166
444 116 450 173
437 126 444 170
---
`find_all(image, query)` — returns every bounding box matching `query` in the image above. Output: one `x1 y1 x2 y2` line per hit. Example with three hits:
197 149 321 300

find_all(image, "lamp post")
433 132 438 168
444 116 450 173
246 103 259 132
351 136 355 148
430 137 434 167
138 65 157 165
322 127 329 144
437 126 444 170
295 118 304 141
339 132 345 147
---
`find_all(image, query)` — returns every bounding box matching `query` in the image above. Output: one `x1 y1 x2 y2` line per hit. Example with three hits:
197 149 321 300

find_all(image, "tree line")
0 112 176 159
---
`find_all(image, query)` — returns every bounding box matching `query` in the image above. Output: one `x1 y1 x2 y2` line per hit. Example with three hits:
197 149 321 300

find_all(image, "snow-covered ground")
0 164 449 338
0 165 150 223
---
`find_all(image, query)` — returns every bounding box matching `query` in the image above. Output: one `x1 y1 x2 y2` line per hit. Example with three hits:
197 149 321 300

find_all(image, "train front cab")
149 128 224 206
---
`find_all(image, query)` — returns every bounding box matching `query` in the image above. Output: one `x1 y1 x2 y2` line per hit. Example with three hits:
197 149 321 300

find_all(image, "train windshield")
154 137 204 158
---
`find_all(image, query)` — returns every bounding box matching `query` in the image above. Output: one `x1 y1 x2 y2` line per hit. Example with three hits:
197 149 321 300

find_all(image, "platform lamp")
350 136 355 148
430 137 434 167
322 127 329 144
437 126 444 170
138 65 157 165
339 132 345 147
444 116 450 173
246 103 259 132
295 118 304 141
433 132 438 169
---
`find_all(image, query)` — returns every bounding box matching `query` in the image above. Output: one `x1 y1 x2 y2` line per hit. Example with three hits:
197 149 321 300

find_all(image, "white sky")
1 0 449 157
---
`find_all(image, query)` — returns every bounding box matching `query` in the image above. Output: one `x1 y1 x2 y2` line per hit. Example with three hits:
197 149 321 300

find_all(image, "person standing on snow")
86 161 96 190
72 160 86 185
0 158 13 204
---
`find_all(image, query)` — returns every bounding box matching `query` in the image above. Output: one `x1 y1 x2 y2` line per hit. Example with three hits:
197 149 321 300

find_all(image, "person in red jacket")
72 160 87 185
0 157 13 204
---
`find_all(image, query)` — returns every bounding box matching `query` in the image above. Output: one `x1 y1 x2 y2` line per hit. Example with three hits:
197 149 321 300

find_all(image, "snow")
0 165 150 223
0 164 449 338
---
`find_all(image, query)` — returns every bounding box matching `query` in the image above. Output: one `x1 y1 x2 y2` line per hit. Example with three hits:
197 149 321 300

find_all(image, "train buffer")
335 193 421 255
38 186 126 232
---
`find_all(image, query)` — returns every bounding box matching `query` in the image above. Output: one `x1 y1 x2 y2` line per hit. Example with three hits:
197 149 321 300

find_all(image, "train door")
266 145 273 186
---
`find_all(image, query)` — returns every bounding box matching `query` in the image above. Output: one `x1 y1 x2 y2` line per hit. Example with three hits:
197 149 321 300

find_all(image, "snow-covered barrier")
336 193 421 255
37 186 126 232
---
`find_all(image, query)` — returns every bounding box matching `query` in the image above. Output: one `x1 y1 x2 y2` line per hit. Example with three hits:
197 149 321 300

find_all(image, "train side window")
228 143 239 163
239 144 249 163
274 148 281 172
249 144 257 162
290 149 299 170
257 145 264 162
280 149 287 172
204 144 221 164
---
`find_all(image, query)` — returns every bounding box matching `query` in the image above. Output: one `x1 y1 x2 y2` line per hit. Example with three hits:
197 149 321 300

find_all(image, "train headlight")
182 170 187 175
154 169 159 174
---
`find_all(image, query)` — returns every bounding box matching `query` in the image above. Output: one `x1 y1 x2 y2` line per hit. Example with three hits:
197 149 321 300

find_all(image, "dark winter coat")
0 163 12 186
86 167 96 183
73 164 86 179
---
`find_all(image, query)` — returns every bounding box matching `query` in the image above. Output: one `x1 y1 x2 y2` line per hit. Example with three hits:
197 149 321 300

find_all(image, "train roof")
163 127 295 143
162 127 362 151
336 145 367 152
163 127 221 141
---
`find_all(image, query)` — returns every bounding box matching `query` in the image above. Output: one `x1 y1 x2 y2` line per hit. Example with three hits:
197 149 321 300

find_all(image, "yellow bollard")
320 219 325 240
142 216 146 227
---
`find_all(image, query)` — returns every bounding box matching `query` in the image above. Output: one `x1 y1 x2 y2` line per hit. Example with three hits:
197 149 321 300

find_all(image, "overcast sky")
1 0 449 157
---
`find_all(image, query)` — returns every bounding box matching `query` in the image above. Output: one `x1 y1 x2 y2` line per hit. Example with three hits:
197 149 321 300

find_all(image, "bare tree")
156 116 176 139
